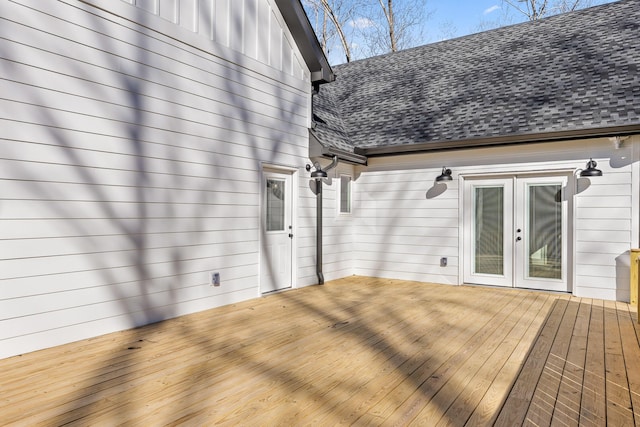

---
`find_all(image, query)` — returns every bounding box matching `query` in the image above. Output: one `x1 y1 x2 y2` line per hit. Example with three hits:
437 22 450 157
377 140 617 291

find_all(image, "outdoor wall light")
306 163 328 179
579 158 603 177
435 167 453 182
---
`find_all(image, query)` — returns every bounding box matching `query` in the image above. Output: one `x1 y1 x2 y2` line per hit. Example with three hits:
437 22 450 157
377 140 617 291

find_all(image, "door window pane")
528 184 562 279
475 187 504 275
266 179 285 231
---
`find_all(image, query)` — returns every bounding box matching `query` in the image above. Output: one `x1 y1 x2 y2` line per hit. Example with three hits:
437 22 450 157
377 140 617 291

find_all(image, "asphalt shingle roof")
311 0 640 154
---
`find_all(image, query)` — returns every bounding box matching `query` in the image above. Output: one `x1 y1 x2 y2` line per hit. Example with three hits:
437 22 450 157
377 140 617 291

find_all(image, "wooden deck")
2 276 639 426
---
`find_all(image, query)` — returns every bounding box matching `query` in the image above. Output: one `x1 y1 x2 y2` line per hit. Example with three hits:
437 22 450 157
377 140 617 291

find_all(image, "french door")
463 175 569 292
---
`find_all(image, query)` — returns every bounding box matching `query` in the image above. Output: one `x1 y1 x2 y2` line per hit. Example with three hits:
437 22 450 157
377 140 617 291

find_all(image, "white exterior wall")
0 0 313 359
352 168 460 284
353 136 640 301
297 161 356 285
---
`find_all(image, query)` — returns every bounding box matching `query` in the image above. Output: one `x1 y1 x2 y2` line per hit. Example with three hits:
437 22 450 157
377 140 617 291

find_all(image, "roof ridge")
332 0 634 69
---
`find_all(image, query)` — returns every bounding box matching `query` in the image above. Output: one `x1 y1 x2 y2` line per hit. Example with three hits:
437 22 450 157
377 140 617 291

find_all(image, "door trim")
460 172 574 293
463 178 514 287
259 165 298 294
514 175 569 292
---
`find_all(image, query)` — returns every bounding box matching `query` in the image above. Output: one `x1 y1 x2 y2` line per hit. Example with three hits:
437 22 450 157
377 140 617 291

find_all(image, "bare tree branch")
502 0 601 20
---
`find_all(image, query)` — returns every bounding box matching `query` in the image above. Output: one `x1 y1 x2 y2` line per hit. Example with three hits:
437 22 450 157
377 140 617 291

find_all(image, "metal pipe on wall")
308 156 338 285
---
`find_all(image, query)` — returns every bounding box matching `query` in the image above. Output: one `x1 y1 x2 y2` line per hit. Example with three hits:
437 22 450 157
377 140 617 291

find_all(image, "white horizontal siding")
355 137 639 298
296 163 356 286
352 168 459 285
0 0 311 359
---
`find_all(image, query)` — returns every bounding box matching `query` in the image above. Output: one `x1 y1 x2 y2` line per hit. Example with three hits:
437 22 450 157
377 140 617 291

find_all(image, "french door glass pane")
528 184 562 279
475 187 504 275
266 179 285 231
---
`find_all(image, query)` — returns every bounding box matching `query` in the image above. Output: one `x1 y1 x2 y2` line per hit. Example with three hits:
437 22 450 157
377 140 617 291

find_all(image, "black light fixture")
306 163 327 179
436 167 453 182
580 158 603 177
310 169 328 179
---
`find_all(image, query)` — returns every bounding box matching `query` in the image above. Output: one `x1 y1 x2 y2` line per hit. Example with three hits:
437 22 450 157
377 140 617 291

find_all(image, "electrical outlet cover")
212 272 220 286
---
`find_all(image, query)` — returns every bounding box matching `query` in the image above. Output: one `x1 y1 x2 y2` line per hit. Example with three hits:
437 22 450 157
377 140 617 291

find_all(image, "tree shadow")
495 297 639 426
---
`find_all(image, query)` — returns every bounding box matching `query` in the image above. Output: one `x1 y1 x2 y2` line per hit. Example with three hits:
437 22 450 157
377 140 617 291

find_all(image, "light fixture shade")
580 158 603 177
310 169 328 179
436 167 453 182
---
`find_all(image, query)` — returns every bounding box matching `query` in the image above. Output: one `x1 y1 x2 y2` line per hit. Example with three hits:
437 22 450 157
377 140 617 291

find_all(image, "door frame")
259 164 298 294
460 170 575 293
514 175 569 291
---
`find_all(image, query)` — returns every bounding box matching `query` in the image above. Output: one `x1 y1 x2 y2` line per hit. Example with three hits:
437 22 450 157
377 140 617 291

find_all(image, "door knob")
516 236 522 241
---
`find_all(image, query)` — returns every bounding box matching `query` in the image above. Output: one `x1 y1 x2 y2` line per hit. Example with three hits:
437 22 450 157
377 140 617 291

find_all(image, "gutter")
323 146 368 165
274 0 335 85
360 125 640 157
308 129 368 165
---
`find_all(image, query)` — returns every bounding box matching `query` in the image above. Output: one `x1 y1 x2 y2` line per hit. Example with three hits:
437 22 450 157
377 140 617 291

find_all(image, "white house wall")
297 161 356 285
117 0 308 81
0 0 312 359
353 136 640 301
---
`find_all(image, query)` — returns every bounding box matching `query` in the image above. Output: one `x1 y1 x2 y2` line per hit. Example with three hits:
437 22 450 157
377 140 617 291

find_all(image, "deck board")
1 277 639 426
552 298 591 425
603 300 635 426
579 298 606 427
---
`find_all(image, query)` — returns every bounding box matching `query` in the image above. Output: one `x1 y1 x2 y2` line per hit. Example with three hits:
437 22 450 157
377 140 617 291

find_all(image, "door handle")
516 236 522 241
288 233 293 239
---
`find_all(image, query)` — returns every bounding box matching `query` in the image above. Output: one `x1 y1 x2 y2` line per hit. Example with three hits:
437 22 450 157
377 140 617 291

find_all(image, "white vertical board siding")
121 0 307 80
0 0 311 359
354 138 639 300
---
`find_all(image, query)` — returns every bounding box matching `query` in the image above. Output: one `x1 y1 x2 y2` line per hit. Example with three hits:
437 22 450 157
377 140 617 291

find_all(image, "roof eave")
275 0 335 84
309 129 368 165
360 125 640 157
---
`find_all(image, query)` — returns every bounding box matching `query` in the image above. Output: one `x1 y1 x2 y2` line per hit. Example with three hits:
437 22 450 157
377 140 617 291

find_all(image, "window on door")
474 186 504 275
527 183 562 279
266 178 286 231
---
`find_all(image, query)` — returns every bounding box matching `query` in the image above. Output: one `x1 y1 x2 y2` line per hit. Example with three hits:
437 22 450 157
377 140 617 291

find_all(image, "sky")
429 0 510 37
309 0 618 65
425 0 614 40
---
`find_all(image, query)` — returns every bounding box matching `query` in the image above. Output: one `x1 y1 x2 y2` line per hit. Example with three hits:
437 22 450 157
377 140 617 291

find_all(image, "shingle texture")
312 0 640 152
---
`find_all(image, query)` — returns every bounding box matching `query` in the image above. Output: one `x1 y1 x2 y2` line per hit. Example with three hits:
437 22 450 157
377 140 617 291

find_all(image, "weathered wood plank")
463 294 555 426
383 292 527 425
551 298 591 426
616 301 640 424
524 297 581 426
412 291 535 425
494 296 570 426
0 278 638 426
579 298 606 427
603 300 634 426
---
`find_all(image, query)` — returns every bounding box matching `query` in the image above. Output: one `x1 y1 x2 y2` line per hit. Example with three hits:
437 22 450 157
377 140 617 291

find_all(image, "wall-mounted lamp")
435 167 453 182
306 163 327 179
579 158 603 177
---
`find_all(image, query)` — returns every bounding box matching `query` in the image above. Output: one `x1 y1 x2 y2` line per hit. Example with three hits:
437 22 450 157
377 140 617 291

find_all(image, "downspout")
307 156 339 285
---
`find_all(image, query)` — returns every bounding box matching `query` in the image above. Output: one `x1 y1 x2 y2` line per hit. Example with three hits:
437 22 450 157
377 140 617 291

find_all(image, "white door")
464 175 569 292
261 169 293 293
